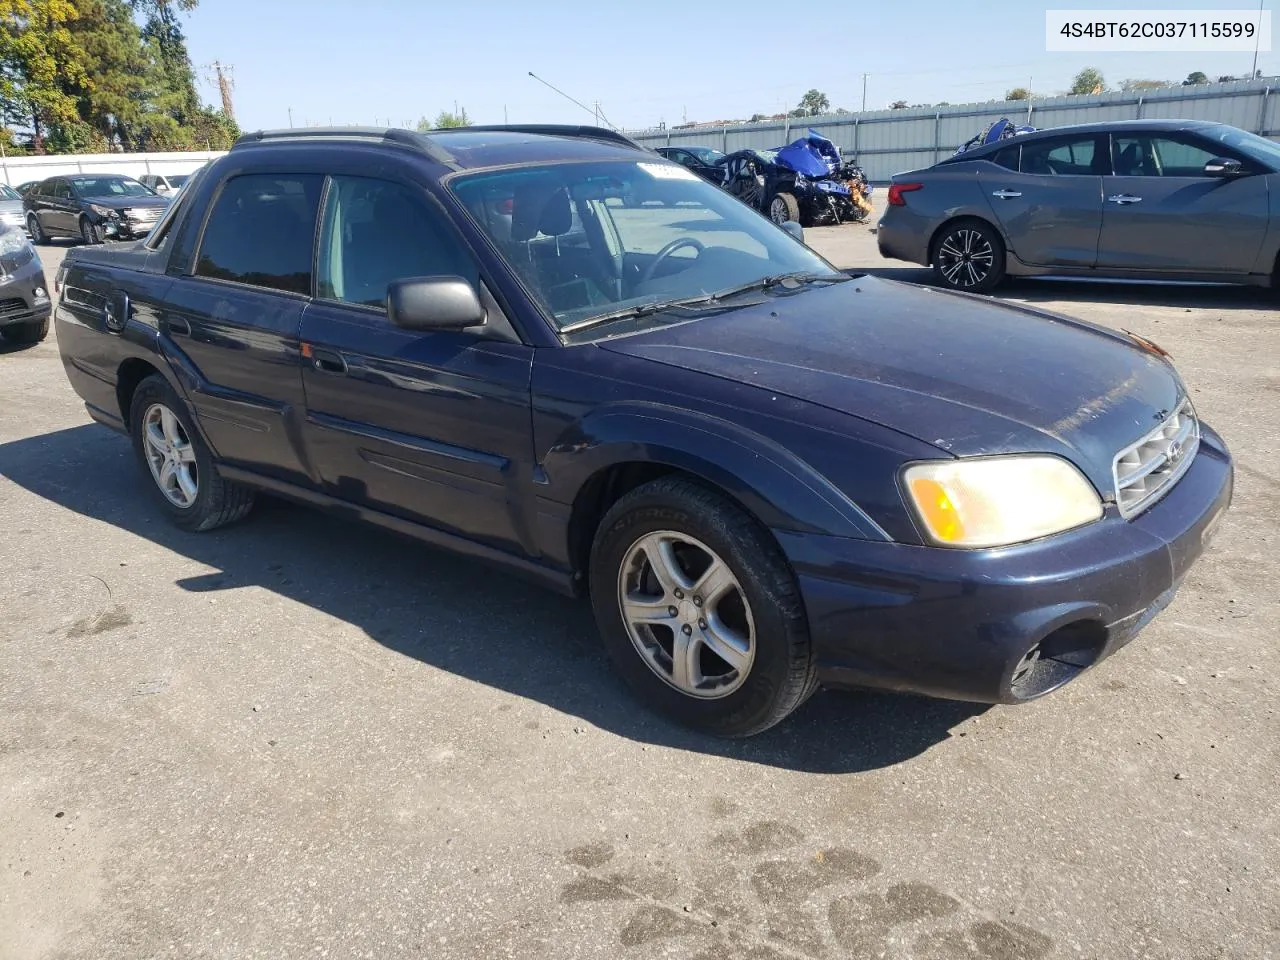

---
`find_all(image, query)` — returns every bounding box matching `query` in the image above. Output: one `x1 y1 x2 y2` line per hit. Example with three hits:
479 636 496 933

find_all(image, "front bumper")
777 425 1234 704
103 218 159 240
0 253 51 327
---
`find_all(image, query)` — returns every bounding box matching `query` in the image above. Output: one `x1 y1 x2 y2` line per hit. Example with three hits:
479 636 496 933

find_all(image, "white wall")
0 150 227 187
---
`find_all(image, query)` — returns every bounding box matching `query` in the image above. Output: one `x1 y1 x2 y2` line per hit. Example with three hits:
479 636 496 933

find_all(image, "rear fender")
541 402 890 541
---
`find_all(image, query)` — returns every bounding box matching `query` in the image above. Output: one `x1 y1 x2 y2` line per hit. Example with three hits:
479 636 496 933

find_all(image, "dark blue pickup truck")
54 125 1233 736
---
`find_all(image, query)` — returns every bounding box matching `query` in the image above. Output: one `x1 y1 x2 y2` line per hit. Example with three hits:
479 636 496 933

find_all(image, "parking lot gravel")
2 231 1277 960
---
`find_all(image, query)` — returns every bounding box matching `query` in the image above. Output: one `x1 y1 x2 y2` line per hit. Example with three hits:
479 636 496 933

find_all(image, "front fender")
540 402 890 542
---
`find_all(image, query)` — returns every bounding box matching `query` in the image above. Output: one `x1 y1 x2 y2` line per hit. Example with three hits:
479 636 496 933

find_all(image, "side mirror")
780 220 805 244
387 276 486 331
1204 157 1243 177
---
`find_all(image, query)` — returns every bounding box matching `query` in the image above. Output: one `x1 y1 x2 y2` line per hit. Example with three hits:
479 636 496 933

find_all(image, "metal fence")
627 80 1279 183
0 150 225 188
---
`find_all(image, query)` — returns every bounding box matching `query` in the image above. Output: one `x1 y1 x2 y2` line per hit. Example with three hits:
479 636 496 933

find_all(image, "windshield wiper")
558 272 850 336
708 271 851 300
559 293 755 334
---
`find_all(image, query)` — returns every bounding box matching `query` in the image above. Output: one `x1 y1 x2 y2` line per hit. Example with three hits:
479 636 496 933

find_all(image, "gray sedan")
877 119 1280 292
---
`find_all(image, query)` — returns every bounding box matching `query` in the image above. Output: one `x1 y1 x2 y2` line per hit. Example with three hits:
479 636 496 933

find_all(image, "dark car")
0 223 51 344
24 174 169 245
53 124 1232 736
878 119 1280 292
654 145 725 183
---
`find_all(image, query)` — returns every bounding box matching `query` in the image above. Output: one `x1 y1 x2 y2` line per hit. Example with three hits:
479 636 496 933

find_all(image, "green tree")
1069 67 1106 95
1182 71 1209 85
1120 78 1170 92
429 108 469 129
1005 87 1030 101
889 99 908 109
797 88 829 116
0 0 89 151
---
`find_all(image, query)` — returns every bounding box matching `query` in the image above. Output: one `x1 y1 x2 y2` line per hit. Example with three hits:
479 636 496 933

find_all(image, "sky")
182 0 1274 133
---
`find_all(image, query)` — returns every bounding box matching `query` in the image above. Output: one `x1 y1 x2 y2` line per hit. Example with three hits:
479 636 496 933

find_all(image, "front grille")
1113 397 1199 518
125 207 161 223
0 297 29 319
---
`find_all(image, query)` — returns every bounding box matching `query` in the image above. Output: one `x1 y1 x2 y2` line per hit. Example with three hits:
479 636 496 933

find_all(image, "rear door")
47 179 78 235
1097 132 1270 274
977 133 1107 267
161 172 321 482
298 174 535 553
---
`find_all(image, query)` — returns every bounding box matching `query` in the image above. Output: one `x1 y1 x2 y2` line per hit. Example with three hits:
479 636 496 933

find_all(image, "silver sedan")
877 119 1280 293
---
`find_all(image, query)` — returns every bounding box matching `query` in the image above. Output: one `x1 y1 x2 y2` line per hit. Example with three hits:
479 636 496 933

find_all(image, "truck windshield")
449 159 840 331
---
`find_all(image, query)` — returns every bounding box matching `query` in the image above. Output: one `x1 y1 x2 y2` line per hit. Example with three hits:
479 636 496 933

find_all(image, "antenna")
204 61 236 119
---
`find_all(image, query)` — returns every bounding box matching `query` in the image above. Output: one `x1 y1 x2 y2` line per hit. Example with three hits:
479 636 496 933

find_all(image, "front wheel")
931 219 1006 293
0 317 49 345
768 191 800 225
26 213 46 245
589 477 817 737
80 215 103 245
128 375 255 532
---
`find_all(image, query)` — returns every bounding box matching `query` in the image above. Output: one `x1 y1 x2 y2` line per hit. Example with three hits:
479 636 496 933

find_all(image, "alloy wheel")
617 531 755 699
937 228 995 288
142 403 199 508
769 197 789 223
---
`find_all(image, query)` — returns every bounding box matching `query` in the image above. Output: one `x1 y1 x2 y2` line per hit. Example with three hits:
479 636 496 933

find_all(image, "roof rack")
233 127 457 166
453 124 645 150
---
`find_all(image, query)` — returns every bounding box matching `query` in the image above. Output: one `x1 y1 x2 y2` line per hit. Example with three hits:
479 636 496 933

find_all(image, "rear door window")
1020 136 1104 176
990 145 1021 171
194 174 324 295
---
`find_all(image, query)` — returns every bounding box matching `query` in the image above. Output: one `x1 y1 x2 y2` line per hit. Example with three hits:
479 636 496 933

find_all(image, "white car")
137 173 191 195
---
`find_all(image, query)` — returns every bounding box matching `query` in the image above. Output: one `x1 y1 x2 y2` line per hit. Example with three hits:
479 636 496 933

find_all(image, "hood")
775 131 842 178
82 193 168 209
0 198 23 217
598 277 1182 495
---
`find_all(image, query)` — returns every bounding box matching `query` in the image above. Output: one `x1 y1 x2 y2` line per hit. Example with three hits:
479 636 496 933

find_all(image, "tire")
768 191 800 225
588 477 817 737
931 219 1006 293
26 213 46 245
128 374 254 532
80 215 103 245
0 317 49 345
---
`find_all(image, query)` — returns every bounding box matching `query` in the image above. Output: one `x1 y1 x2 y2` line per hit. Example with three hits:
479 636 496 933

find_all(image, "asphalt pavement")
2 232 1276 960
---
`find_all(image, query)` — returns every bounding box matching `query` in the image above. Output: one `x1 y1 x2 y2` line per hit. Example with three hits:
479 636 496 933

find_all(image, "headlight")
903 455 1103 548
88 204 119 218
0 228 29 256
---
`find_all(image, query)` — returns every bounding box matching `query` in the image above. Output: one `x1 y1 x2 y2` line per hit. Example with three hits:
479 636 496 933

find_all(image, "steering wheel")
640 238 705 284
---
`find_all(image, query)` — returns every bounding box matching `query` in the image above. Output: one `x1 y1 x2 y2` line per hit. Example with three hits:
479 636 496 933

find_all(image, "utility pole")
861 74 869 113
287 107 293 128
206 61 235 119
527 71 619 130
1026 76 1034 123
593 100 601 125
1251 0 1264 79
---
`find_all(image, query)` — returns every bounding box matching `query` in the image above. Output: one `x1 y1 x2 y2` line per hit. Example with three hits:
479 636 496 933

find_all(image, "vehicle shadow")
0 424 986 775
851 265 1276 311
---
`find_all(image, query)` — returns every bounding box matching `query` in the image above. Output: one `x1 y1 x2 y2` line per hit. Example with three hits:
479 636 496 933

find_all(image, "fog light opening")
1009 621 1107 700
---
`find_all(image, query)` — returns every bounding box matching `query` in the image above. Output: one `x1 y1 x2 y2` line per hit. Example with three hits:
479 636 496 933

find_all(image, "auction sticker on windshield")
637 162 700 181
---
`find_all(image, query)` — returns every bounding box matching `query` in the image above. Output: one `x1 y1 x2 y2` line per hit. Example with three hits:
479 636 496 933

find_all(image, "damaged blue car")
716 129 873 226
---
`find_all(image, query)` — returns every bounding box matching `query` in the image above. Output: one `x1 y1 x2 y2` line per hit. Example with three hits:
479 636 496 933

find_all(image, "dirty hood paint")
599 277 1182 494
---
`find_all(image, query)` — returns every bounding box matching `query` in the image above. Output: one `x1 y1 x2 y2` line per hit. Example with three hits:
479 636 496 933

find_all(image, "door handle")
1107 195 1143 204
991 189 1022 199
168 316 191 337
308 346 348 375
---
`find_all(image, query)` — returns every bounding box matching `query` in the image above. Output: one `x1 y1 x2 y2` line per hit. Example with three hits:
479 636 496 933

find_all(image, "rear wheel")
768 191 800 225
589 477 817 737
26 213 46 245
0 317 49 345
931 219 1006 293
128 374 255 532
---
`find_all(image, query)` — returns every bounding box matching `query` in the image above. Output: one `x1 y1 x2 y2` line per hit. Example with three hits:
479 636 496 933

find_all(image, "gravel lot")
2 231 1277 960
